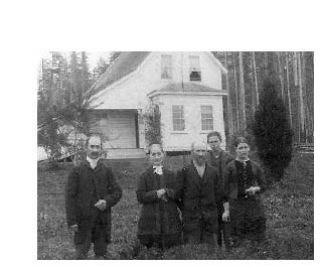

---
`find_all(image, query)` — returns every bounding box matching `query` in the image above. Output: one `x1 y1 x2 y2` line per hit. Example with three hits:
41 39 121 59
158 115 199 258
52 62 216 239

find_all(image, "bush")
252 78 293 181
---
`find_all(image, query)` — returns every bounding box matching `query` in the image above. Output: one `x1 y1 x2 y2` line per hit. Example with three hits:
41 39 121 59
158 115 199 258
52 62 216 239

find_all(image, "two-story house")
88 52 228 158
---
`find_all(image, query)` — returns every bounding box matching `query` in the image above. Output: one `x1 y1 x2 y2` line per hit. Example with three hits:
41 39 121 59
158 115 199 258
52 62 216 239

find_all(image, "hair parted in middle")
233 136 249 148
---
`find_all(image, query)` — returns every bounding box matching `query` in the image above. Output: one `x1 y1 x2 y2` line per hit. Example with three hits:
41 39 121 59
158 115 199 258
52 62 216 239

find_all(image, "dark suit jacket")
176 162 227 234
136 167 182 237
208 150 234 179
65 159 122 235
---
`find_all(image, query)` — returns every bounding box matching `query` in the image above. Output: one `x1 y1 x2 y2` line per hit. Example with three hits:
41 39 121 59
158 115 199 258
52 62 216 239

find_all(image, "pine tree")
252 77 293 182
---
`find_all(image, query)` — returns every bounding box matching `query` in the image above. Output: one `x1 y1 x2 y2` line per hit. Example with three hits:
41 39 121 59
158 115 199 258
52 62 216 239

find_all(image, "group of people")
65 132 266 259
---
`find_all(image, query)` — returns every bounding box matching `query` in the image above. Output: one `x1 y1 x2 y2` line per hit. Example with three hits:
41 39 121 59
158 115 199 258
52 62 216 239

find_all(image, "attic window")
189 55 201 81
161 55 172 79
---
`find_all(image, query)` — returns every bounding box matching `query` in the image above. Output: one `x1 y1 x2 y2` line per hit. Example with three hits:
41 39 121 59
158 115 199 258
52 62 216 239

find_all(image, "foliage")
92 57 109 81
37 153 313 259
252 78 293 181
214 52 313 144
141 102 162 147
37 52 107 161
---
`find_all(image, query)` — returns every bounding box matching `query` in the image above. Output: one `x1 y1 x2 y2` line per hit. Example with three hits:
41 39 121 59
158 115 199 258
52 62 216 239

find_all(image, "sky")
41 51 112 71
86 52 112 70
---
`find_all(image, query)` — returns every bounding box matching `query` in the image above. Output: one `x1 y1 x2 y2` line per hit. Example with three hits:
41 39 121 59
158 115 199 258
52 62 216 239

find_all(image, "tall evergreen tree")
252 78 293 182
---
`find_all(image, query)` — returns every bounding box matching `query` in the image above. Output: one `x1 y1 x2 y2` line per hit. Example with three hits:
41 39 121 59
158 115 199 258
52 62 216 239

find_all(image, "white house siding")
154 94 226 151
91 110 137 149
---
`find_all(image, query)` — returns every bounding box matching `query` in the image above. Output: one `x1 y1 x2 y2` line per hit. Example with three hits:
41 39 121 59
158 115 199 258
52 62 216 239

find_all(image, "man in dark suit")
177 141 230 245
65 135 122 259
207 131 233 247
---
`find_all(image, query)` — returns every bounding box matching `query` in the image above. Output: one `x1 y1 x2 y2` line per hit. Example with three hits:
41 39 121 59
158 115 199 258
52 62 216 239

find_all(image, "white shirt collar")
86 156 100 169
153 165 163 175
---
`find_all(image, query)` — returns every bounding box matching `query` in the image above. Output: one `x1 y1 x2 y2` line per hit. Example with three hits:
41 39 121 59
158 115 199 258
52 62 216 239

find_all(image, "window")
201 105 213 130
172 105 185 131
161 55 172 79
189 55 201 81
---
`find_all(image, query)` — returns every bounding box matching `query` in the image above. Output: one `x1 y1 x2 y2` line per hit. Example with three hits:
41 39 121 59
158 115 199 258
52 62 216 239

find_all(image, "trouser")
217 205 229 247
183 218 217 246
74 220 109 259
138 233 182 249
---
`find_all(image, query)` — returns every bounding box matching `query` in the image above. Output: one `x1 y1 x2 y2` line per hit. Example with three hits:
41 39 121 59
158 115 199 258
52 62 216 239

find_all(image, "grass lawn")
37 153 313 260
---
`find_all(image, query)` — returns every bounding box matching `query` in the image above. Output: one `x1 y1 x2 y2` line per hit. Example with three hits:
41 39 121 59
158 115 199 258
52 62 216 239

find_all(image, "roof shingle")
90 51 151 95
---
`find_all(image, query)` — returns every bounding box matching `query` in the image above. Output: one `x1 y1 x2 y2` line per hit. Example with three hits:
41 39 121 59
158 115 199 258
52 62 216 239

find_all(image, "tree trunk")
232 52 240 132
277 52 285 98
297 52 305 137
224 52 234 138
285 52 293 128
252 52 259 108
238 52 246 133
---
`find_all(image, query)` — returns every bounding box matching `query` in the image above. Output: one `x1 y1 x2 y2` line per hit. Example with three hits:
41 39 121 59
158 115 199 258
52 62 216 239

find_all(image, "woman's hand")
222 210 230 222
245 186 260 196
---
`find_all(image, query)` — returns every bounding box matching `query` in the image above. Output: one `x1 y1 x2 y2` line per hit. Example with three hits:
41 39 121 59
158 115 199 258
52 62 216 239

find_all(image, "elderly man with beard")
176 141 230 245
65 135 122 259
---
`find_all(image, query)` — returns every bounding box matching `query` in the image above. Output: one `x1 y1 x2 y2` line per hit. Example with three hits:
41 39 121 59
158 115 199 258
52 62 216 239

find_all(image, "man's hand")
156 188 166 199
94 199 107 211
245 186 260 196
69 224 78 232
222 210 230 222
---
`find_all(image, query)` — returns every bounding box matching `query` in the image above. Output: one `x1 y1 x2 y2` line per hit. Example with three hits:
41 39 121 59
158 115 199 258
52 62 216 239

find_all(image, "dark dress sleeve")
222 163 232 201
136 172 159 204
255 163 266 193
104 168 122 208
164 171 178 200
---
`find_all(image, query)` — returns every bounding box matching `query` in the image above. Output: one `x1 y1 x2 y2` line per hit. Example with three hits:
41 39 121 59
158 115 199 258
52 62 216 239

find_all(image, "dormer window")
161 55 172 79
189 55 201 81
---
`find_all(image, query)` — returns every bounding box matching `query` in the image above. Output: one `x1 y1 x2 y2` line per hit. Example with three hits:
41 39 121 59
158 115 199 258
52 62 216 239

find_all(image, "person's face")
87 136 102 159
149 144 164 166
192 142 208 165
236 142 250 159
208 136 222 151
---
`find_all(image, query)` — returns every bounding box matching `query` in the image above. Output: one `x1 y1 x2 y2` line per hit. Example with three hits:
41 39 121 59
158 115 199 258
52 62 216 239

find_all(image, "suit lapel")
189 163 202 189
202 163 211 185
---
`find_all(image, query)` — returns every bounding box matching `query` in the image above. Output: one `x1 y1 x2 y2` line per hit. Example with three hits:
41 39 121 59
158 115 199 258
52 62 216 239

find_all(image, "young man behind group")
207 132 233 247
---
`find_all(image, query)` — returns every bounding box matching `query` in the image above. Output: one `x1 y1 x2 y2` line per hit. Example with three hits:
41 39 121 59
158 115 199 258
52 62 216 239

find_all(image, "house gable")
89 52 227 110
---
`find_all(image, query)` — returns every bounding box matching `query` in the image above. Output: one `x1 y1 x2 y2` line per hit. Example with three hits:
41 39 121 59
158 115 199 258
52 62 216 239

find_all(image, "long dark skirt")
229 198 266 244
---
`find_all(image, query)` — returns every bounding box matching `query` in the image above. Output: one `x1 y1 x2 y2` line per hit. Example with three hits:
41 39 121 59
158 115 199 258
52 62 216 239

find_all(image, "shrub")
252 78 293 182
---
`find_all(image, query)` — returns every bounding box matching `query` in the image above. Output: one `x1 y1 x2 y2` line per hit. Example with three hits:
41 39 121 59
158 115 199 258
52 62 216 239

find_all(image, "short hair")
147 143 164 154
233 136 249 148
207 131 222 142
86 134 103 148
191 141 208 151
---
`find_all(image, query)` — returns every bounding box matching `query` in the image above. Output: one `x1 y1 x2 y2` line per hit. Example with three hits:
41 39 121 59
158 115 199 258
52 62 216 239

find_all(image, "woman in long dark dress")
224 137 266 246
136 144 182 249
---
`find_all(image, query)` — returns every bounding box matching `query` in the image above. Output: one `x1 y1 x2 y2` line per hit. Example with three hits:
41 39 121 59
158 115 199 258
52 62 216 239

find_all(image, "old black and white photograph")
37 51 314 260
1 0 317 264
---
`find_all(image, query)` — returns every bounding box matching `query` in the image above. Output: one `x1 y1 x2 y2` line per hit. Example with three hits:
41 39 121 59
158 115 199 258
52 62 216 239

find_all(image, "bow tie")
153 165 163 175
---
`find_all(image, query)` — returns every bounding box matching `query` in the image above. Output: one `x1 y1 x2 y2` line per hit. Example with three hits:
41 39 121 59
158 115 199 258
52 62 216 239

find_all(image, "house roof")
89 52 151 96
148 82 228 97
